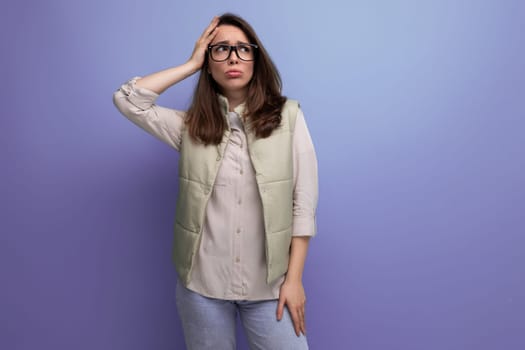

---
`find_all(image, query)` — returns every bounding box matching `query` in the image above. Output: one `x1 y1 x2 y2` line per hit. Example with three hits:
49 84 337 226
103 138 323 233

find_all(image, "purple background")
2 0 524 349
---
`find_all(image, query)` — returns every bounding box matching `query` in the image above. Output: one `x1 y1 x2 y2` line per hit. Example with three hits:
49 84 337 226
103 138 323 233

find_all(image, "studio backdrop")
2 0 524 349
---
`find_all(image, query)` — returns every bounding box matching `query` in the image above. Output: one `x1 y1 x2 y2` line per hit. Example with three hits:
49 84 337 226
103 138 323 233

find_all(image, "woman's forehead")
214 25 249 43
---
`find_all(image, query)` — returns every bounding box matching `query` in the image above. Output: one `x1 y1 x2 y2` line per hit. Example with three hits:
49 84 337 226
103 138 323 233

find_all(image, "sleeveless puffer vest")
172 95 299 285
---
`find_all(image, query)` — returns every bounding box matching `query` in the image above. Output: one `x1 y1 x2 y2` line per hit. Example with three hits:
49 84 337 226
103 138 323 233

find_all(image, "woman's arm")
134 16 219 94
132 63 198 95
277 237 310 336
112 77 185 150
112 17 220 150
276 108 319 337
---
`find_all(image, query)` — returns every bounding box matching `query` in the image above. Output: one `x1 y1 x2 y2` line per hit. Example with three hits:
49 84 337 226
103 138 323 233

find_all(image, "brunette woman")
113 13 318 349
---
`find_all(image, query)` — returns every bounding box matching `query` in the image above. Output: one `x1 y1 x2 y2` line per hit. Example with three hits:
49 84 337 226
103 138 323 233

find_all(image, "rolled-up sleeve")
112 76 185 151
292 108 319 237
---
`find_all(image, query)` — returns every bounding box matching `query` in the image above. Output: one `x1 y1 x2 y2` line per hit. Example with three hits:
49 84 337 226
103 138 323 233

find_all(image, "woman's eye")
215 45 229 52
238 45 251 53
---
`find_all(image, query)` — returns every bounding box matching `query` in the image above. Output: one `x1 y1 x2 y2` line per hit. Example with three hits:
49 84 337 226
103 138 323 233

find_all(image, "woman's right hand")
131 17 220 94
188 16 219 70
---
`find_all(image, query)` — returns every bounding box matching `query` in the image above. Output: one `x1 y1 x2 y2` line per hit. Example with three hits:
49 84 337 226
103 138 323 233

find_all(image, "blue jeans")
175 280 309 350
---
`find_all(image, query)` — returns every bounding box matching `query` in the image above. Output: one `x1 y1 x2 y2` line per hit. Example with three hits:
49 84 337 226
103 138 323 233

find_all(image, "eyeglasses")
208 43 259 62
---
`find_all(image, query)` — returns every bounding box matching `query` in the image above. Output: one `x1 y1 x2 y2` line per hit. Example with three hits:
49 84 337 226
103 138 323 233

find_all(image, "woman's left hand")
277 279 307 336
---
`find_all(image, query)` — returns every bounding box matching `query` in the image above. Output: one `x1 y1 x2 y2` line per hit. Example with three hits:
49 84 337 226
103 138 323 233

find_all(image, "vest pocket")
260 179 293 234
172 223 199 283
266 226 293 283
175 178 209 234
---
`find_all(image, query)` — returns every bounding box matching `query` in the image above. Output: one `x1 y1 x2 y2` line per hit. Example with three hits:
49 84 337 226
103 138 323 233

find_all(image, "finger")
299 308 306 335
201 16 219 38
197 26 218 51
276 297 285 320
290 308 301 337
206 25 218 39
297 308 304 333
195 26 218 59
201 17 218 37
206 27 218 44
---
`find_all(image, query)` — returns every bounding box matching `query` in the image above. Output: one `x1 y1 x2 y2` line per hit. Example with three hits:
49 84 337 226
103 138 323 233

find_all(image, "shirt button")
236 228 241 234
235 257 240 263
239 169 243 175
237 199 242 205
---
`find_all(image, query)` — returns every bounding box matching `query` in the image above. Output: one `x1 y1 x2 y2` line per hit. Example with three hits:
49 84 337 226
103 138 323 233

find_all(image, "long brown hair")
185 13 287 145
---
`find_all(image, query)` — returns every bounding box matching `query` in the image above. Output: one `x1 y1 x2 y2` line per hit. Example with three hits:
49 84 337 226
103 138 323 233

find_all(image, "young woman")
113 13 318 349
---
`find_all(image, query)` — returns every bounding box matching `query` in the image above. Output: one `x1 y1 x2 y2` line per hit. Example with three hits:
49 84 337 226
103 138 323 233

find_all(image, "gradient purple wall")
2 1 524 349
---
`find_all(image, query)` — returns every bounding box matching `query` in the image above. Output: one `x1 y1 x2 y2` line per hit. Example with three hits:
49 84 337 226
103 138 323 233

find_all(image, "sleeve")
112 76 185 151
292 108 319 237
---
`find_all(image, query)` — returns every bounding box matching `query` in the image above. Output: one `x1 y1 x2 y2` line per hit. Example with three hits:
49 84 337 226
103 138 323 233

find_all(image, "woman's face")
208 25 255 98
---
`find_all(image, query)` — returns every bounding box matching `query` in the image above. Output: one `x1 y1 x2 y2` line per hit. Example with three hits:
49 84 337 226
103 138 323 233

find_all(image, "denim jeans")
175 280 309 350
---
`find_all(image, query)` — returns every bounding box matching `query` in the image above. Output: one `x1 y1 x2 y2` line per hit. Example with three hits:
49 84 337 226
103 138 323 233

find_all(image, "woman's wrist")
183 60 202 75
284 275 303 284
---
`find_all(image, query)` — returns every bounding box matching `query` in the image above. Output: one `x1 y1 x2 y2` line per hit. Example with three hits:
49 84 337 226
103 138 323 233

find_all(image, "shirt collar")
217 93 247 117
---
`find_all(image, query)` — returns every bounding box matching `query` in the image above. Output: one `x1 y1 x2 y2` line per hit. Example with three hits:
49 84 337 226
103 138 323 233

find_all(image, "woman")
113 13 318 349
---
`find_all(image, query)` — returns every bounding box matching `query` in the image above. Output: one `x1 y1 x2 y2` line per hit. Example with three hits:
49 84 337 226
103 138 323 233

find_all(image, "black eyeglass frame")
207 44 259 62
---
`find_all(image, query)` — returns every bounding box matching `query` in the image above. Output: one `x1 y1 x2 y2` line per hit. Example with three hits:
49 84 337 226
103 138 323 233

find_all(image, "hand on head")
188 17 220 69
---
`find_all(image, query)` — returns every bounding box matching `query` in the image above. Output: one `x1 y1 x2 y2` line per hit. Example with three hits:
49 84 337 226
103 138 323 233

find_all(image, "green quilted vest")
172 95 299 285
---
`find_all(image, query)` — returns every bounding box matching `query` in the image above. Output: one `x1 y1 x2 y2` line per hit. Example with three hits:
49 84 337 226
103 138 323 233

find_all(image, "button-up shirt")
113 76 318 300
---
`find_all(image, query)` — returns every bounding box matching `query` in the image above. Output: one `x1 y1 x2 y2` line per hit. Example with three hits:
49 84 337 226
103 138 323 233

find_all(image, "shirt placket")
230 128 245 298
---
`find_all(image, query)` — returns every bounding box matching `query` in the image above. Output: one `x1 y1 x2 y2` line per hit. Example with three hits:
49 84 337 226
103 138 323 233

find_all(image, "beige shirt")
113 76 318 300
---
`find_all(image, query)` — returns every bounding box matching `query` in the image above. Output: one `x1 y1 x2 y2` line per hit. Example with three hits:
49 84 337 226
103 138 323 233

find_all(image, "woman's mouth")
225 70 242 78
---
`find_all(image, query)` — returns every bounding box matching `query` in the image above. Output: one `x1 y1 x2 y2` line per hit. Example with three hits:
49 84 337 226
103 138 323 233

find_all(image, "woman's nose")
228 56 238 64
228 49 239 64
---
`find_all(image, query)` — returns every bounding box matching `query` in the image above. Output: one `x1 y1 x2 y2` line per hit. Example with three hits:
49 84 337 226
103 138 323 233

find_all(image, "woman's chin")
219 81 249 94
